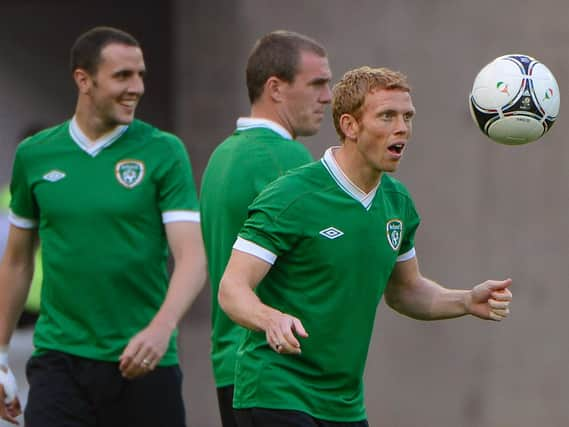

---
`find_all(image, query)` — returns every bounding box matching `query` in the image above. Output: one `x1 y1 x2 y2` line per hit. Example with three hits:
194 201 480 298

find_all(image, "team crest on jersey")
115 160 145 188
386 219 403 251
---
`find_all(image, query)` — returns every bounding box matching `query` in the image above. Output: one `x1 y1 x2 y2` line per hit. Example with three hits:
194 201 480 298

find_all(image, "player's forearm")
427 285 470 320
154 221 207 331
387 276 469 320
218 277 277 332
0 260 34 345
150 253 207 331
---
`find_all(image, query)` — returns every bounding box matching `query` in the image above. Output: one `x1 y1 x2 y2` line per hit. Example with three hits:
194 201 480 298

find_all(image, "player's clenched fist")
467 278 512 321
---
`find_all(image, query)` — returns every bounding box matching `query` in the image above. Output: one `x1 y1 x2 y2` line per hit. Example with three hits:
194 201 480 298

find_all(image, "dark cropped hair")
70 26 140 75
246 30 327 104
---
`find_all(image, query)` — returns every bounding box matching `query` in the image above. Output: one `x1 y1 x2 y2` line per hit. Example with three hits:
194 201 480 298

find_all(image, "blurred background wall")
2 0 569 425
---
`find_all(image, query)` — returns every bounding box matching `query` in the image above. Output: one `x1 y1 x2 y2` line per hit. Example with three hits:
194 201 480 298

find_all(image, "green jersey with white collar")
200 118 313 387
9 118 199 365
232 148 420 422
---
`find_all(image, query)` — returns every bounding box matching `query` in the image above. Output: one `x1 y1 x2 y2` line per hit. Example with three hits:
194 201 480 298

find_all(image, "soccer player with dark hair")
0 26 206 426
219 66 512 427
200 30 332 427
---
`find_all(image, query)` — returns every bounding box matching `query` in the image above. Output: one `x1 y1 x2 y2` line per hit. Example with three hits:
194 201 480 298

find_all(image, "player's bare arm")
0 225 38 424
219 249 308 354
119 221 207 379
385 256 512 321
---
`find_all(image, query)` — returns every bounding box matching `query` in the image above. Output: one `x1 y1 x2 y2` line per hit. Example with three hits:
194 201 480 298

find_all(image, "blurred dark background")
1 1 568 425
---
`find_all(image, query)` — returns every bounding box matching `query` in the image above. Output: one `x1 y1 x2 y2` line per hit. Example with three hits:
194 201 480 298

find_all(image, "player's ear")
339 114 359 141
73 68 92 94
266 76 285 103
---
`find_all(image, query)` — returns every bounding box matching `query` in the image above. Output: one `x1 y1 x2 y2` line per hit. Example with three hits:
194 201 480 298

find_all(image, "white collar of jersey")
69 116 129 157
321 147 379 210
236 117 293 140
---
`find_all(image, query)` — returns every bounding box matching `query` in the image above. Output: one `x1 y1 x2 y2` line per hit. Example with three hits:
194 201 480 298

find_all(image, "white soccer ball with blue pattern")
469 54 560 145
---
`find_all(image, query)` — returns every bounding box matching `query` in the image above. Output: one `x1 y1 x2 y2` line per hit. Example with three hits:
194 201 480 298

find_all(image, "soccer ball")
469 54 560 145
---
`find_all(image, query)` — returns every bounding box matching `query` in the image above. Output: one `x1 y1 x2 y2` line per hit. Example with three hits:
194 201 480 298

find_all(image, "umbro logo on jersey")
115 160 145 188
319 227 344 240
43 170 66 182
386 219 403 251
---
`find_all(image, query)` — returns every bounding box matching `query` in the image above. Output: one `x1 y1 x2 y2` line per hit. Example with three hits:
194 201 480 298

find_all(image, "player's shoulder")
206 132 242 159
278 160 324 184
252 161 328 205
128 120 187 159
206 128 311 173
264 159 321 185
223 127 309 154
128 119 183 145
16 122 68 155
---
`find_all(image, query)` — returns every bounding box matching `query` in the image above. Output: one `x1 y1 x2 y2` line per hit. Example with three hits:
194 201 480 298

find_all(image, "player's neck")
74 109 120 143
333 145 382 194
249 105 296 139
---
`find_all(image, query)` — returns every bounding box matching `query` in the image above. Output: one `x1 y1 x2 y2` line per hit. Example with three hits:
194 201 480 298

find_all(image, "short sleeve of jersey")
399 194 420 256
9 144 39 223
157 136 199 214
238 179 302 257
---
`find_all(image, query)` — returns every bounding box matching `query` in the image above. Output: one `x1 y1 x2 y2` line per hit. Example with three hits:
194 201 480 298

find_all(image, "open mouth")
388 143 405 155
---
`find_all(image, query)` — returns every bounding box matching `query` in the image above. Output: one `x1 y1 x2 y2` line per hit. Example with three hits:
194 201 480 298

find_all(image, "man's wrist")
150 317 177 334
463 290 473 315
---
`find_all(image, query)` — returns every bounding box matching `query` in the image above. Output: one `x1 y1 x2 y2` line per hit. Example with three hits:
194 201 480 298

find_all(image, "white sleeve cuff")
233 237 277 265
8 210 37 229
396 247 416 262
162 210 200 224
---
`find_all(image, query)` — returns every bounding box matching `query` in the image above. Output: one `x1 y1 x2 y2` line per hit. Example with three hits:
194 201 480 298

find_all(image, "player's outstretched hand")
467 278 512 321
118 322 173 379
264 311 308 355
0 363 21 425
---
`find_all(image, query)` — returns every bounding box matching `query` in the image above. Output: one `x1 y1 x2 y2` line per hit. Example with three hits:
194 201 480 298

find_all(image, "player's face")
355 88 415 174
280 51 332 138
88 43 146 128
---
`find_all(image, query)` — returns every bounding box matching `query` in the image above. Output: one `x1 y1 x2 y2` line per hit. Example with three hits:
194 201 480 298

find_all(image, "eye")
115 71 130 80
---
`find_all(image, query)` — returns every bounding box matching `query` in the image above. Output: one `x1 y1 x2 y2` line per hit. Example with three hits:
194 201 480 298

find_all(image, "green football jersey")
233 148 420 421
9 118 199 365
200 118 313 386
